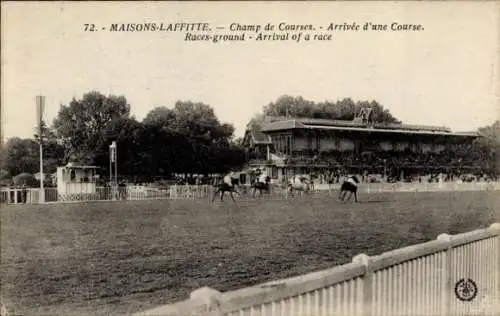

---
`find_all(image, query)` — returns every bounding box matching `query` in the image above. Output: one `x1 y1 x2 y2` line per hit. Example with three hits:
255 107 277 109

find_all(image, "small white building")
56 164 99 197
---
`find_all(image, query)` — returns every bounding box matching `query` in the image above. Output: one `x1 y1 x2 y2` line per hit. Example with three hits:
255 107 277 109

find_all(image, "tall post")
383 159 387 178
114 142 118 185
353 253 373 316
109 151 112 191
36 96 45 203
110 141 117 200
39 143 44 201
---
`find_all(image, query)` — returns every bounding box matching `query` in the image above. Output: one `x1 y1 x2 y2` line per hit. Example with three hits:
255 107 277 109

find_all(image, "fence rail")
133 223 500 316
0 185 214 205
2 181 500 205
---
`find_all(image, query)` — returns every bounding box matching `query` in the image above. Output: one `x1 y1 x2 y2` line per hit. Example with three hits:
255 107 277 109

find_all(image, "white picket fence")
133 223 500 316
1 181 500 205
0 185 214 204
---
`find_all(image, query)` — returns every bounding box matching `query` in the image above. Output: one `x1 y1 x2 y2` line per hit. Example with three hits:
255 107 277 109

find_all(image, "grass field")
1 191 500 315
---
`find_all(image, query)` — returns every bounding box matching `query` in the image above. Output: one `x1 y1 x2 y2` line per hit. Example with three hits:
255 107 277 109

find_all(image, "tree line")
0 92 498 183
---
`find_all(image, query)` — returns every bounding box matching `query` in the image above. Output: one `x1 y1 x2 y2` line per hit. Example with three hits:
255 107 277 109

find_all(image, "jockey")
347 175 358 187
258 171 268 184
224 171 234 187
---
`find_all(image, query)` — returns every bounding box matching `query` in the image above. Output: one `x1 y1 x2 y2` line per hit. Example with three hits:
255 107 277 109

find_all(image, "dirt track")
1 191 499 315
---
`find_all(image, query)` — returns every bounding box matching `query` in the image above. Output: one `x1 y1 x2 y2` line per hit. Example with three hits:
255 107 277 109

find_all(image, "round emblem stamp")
454 278 478 302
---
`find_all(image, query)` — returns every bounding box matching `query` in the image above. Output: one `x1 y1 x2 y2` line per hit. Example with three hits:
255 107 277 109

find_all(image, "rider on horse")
224 171 235 188
257 170 269 185
339 175 360 202
212 171 238 202
287 174 310 196
251 169 270 197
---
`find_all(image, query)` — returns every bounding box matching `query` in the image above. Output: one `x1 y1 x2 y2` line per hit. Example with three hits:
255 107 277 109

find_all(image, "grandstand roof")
62 164 99 169
259 118 479 137
243 123 272 145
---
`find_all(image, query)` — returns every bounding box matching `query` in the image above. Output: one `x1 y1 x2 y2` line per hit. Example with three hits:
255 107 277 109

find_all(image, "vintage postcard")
1 1 499 315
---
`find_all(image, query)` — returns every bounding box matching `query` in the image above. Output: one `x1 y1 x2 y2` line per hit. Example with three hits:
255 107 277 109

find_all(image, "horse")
211 178 240 202
251 176 271 198
339 175 360 203
287 176 311 197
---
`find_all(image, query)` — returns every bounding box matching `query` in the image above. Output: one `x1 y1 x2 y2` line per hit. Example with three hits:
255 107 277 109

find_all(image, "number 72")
84 24 96 32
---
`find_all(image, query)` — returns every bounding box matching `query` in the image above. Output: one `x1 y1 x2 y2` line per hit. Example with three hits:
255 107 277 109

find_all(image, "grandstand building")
242 109 488 182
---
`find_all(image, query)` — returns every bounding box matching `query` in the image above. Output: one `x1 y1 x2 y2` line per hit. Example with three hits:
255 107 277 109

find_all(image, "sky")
1 1 499 142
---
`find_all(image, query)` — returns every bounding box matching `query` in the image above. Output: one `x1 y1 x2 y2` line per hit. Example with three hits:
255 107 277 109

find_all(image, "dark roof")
306 125 479 137
260 119 303 131
246 123 271 144
259 117 478 137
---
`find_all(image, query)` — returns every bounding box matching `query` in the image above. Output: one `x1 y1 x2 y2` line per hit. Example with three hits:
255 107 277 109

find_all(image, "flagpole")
36 96 45 203
40 141 44 201
114 142 118 185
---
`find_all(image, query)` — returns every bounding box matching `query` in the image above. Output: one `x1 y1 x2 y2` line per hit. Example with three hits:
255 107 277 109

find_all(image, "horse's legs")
347 192 353 201
354 191 358 203
220 190 224 202
339 190 344 201
341 191 347 201
211 188 220 203
229 191 236 202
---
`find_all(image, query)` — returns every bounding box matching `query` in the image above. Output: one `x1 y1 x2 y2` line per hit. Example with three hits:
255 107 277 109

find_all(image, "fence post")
353 253 373 316
437 233 452 316
189 287 223 316
490 223 500 313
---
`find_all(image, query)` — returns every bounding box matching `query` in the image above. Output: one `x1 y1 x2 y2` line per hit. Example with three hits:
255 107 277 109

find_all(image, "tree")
476 120 500 152
34 121 65 174
256 95 401 124
93 117 144 180
140 102 241 177
142 106 176 127
33 120 57 142
52 91 131 165
262 95 315 118
474 120 500 172
0 137 39 176
171 101 237 174
139 106 184 178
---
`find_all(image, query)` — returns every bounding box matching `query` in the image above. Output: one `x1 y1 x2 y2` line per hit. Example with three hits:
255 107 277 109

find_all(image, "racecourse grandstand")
242 108 495 183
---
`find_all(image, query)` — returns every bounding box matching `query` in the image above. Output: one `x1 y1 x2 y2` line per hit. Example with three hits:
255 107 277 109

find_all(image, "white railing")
0 185 214 204
0 188 42 204
133 223 500 316
1 181 500 204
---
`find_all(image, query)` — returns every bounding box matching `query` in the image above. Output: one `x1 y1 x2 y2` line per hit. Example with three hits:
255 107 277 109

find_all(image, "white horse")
287 175 311 197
